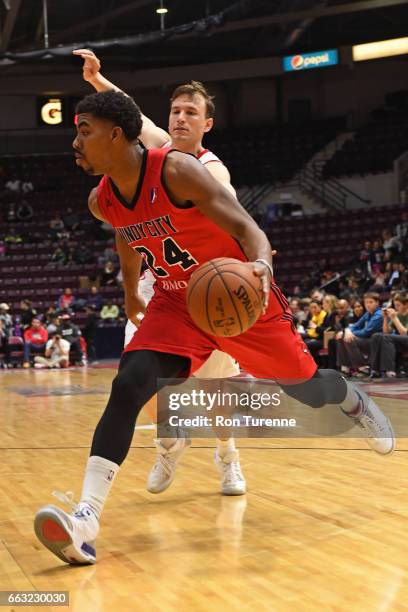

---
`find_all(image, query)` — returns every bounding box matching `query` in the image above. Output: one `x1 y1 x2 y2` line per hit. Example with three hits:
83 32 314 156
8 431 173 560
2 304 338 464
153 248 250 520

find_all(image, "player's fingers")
73 49 94 56
261 275 269 312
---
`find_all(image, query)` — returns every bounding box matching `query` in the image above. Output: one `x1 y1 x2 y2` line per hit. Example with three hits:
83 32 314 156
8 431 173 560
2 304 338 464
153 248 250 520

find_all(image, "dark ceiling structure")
0 0 407 72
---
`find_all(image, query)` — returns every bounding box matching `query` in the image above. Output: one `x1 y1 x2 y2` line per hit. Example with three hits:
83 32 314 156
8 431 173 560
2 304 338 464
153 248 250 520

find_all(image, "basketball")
186 258 263 337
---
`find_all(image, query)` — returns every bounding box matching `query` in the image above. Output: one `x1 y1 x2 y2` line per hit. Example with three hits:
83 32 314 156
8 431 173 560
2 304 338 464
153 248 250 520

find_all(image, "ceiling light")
156 7 168 13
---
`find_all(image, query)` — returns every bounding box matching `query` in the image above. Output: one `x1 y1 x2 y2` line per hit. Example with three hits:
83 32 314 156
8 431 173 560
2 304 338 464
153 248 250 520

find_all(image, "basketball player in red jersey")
34 92 395 565
73 49 246 496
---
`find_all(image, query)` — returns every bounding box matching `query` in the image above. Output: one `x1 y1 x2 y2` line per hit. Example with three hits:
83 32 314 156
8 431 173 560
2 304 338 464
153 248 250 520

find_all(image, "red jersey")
97 147 246 291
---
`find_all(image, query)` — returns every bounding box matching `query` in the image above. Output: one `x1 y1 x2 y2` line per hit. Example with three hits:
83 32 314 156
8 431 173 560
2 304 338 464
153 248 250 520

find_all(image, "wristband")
255 259 273 278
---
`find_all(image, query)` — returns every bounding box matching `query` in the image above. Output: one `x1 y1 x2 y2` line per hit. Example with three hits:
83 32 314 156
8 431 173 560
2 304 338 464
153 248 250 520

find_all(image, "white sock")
80 455 119 520
216 437 236 457
340 382 366 416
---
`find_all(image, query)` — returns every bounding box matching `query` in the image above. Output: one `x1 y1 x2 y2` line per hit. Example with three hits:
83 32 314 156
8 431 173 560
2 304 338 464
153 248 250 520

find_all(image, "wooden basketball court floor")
1 365 408 612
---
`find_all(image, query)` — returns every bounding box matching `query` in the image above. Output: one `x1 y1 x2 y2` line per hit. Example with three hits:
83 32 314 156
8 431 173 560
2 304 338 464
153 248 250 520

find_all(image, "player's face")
168 94 213 151
73 114 115 175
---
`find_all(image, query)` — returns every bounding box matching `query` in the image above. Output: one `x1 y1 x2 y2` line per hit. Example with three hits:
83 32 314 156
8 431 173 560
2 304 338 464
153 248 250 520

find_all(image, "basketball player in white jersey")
74 49 246 496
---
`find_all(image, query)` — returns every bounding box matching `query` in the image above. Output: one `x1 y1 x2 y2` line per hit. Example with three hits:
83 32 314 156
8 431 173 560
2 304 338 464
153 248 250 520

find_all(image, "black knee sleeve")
280 369 347 409
91 350 189 464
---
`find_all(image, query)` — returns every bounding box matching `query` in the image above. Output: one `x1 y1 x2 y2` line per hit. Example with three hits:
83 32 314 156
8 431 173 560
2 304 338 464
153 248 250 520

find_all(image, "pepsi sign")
283 49 338 72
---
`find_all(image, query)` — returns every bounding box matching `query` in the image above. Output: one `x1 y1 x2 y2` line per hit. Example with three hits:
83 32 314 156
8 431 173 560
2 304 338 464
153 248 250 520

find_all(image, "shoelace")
359 409 388 436
153 454 174 478
52 490 93 518
222 460 244 484
52 490 78 512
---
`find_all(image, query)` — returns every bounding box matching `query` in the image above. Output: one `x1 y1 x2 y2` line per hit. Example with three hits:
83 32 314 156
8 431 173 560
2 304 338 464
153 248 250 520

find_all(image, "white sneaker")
215 450 247 495
147 437 191 494
34 491 99 564
343 389 396 455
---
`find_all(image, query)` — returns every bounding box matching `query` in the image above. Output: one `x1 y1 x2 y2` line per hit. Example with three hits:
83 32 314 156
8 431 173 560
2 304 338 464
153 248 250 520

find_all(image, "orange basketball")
186 258 263 337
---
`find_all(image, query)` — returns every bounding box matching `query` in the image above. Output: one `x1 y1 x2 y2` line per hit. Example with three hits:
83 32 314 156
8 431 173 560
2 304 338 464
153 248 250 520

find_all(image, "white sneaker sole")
222 485 247 496
365 416 396 455
34 505 96 565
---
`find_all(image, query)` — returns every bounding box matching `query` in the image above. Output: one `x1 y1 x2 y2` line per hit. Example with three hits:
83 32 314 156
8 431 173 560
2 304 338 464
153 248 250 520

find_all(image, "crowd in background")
0 284 127 369
0 163 407 376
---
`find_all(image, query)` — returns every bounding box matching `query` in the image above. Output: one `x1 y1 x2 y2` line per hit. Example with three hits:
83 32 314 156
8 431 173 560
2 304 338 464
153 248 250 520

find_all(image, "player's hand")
251 251 276 313
125 293 146 327
72 49 101 82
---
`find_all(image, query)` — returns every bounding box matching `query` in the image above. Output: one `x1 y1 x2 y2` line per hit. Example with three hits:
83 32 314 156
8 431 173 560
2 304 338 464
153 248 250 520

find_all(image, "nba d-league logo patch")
150 187 158 204
107 470 115 482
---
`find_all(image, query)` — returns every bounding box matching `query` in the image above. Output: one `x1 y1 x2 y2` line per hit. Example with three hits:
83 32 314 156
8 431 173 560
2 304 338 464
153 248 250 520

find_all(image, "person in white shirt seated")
34 334 70 369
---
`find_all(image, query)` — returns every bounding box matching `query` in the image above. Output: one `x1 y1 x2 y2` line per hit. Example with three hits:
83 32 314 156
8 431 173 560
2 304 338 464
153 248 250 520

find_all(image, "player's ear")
203 118 213 133
111 126 123 142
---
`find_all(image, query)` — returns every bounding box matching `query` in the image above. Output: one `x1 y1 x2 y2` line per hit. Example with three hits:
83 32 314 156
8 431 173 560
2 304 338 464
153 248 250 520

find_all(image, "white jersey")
124 143 239 378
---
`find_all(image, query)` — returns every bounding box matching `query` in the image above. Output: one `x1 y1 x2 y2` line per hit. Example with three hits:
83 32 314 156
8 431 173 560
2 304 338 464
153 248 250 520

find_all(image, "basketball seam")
205 271 218 335
211 261 243 335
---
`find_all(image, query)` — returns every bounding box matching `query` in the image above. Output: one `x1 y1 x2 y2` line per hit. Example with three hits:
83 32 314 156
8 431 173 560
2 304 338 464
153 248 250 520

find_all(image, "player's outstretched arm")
73 49 170 149
164 152 275 308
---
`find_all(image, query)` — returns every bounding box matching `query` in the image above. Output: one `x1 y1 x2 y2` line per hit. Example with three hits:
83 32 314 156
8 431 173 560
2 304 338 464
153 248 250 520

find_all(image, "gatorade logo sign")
283 49 338 72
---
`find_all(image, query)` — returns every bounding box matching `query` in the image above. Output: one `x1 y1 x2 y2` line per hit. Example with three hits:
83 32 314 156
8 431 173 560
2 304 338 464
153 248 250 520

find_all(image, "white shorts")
124 270 240 379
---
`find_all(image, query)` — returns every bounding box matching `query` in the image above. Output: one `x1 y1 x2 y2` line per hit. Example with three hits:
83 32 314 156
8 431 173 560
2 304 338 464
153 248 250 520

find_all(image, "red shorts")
124 282 317 382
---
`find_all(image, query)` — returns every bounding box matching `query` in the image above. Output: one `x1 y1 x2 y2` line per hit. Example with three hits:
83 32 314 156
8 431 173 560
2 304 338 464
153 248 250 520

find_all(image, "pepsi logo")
291 55 304 70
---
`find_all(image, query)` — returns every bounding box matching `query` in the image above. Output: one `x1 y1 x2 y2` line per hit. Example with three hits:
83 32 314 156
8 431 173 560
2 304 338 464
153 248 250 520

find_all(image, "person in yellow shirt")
306 300 327 339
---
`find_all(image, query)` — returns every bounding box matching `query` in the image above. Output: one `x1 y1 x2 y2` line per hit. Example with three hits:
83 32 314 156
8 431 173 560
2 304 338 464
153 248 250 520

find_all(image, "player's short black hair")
76 91 142 141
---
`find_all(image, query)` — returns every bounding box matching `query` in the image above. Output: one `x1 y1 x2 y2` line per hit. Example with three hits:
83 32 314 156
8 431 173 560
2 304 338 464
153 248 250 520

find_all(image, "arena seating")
323 108 408 178
205 117 346 186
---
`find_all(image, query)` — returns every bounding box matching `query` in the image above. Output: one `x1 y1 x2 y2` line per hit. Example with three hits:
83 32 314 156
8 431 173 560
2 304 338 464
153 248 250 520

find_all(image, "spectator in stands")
98 245 118 266
4 226 22 244
310 289 325 302
369 293 408 379
21 176 34 194
86 285 103 311
48 213 65 241
289 298 307 328
57 314 85 365
368 239 384 274
351 300 365 323
75 243 94 265
20 299 36 329
0 302 12 334
395 211 408 250
340 277 360 302
16 200 33 221
5 176 21 193
34 334 70 369
0 239 6 258
381 229 399 259
52 245 68 265
100 300 119 323
82 306 98 363
6 202 16 222
23 318 48 368
46 314 60 336
336 292 382 378
100 261 117 287
62 207 80 231
327 299 353 369
359 241 371 267
302 299 327 360
0 303 12 367
58 288 75 313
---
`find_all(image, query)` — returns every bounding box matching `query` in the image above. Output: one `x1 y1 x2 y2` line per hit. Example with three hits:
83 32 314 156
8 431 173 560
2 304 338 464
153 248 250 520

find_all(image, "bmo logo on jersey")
160 279 189 290
283 49 338 72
